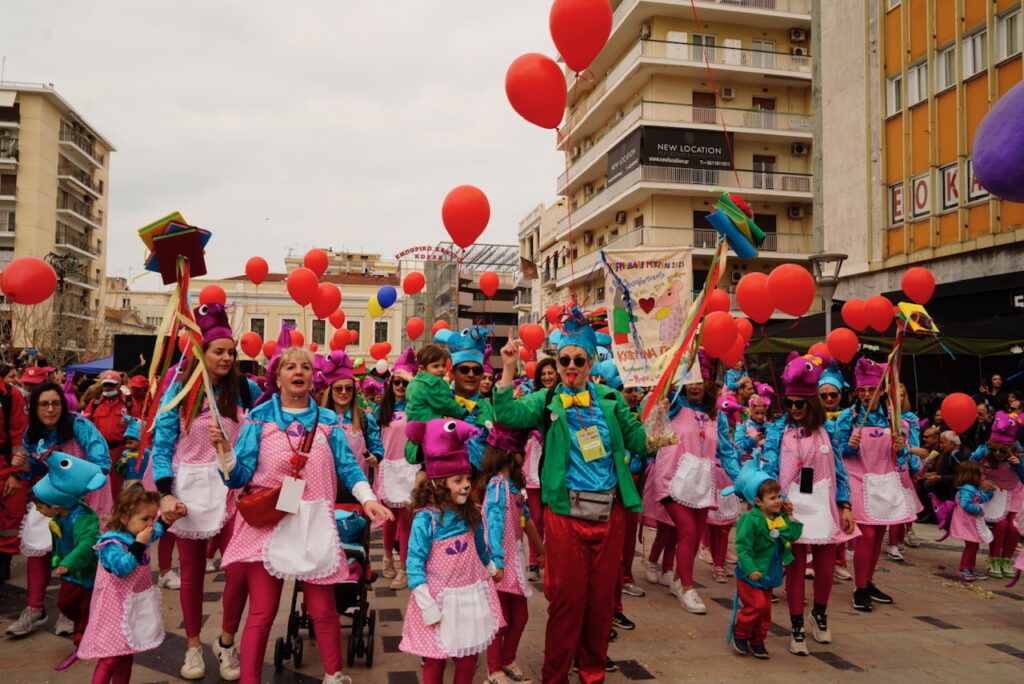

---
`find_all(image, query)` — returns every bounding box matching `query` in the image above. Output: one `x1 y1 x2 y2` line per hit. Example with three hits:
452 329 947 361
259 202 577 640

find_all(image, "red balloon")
309 343 318 352
702 311 738 359
705 288 731 314
841 299 868 332
312 283 342 319
519 346 531 363
245 257 269 286
479 271 499 298
520 323 546 351
546 305 563 325
902 267 935 305
735 272 773 324
348 328 359 344
505 53 567 129
0 257 57 305
865 295 894 332
767 263 815 317
286 267 319 306
331 328 350 350
329 309 346 328
826 327 859 363
942 392 977 433
370 342 392 361
406 317 425 340
262 340 277 358
240 332 262 358
303 249 329 278
550 0 614 73
720 335 746 368
177 329 192 355
199 284 226 306
289 330 305 347
403 271 426 295
525 361 538 379
735 318 754 343
432 320 450 336
808 342 832 363
442 185 490 248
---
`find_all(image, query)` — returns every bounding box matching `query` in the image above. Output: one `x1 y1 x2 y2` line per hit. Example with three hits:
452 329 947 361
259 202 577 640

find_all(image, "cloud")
1 0 565 280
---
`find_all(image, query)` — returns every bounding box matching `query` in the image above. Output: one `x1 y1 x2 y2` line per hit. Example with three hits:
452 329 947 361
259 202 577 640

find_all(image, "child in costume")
400 418 503 684
887 383 923 562
969 410 1024 578
79 489 167 683
725 460 803 659
116 416 148 490
433 328 494 471
734 383 775 466
949 460 995 582
403 344 468 464
32 452 107 669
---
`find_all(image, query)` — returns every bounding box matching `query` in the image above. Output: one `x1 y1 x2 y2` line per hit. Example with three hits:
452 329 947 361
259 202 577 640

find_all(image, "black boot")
789 615 809 656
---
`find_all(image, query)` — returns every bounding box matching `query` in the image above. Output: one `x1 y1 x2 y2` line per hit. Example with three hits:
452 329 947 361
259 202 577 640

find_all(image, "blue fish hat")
592 360 623 390
434 324 491 368
721 458 776 506
557 307 598 358
818 360 848 391
123 415 142 441
32 452 107 509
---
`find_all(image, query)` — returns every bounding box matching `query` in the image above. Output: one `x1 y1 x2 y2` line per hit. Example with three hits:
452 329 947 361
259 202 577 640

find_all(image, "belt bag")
567 488 616 522
237 408 318 528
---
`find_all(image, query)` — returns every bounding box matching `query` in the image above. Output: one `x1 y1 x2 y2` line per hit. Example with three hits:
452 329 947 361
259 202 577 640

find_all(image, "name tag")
276 477 305 514
576 426 607 463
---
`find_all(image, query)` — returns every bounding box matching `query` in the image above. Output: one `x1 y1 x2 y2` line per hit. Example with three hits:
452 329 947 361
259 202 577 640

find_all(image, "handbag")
567 488 616 522
236 408 318 528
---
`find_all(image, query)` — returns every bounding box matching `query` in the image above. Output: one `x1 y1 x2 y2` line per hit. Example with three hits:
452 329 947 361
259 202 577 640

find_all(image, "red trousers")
648 522 677 572
664 503 708 586
0 477 27 554
853 524 885 589
487 591 529 673
785 543 837 614
92 655 132 684
888 523 907 546
176 529 247 638
542 505 624 684
960 541 979 570
157 533 175 571
57 580 92 647
383 506 412 563
526 487 544 565
615 506 641 612
423 656 477 684
734 582 772 645
990 515 1018 559
707 524 731 567
27 553 51 610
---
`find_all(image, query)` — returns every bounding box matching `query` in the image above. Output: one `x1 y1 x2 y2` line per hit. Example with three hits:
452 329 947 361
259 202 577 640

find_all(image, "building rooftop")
222 272 400 286
0 80 116 151
436 242 520 273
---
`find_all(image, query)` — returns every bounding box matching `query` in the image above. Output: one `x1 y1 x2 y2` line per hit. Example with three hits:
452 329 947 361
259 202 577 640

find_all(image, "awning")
0 91 16 107
65 356 114 376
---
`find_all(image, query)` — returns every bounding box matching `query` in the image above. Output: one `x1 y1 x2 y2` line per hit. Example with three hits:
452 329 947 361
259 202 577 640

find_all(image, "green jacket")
50 502 100 587
492 382 648 515
735 507 803 578
404 372 469 463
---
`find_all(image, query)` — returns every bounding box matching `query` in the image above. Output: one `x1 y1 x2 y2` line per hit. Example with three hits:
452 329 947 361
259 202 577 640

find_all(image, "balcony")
0 210 14 234
0 138 16 165
58 161 102 198
558 99 811 192
58 122 104 169
63 271 100 290
565 38 811 138
55 223 99 259
57 194 103 229
556 165 811 238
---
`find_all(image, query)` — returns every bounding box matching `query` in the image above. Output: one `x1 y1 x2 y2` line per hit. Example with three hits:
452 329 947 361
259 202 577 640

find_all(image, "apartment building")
515 199 567 326
818 0 1024 334
545 0 815 311
1 82 114 358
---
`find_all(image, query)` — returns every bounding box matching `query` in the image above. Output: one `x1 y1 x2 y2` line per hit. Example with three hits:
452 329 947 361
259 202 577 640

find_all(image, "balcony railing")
612 0 812 31
64 271 100 288
58 161 101 194
0 139 17 160
59 122 104 165
57 193 103 226
0 210 14 232
55 224 98 256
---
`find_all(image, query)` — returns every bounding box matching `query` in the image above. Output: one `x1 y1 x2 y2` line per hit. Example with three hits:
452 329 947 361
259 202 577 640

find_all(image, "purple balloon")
972 80 1024 203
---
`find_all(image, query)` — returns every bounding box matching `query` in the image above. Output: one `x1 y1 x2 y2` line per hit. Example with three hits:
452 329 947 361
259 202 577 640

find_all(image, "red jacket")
0 380 27 464
82 393 130 447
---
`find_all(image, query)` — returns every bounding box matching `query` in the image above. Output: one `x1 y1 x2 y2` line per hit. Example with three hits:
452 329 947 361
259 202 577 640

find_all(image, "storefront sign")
911 172 931 218
394 245 463 262
641 126 734 170
889 182 904 225
940 163 959 210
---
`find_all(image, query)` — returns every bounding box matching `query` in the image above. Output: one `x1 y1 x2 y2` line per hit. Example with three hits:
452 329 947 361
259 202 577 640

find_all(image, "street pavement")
2 523 1023 683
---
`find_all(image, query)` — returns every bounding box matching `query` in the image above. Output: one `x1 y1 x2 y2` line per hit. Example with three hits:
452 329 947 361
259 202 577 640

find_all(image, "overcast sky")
1 0 564 282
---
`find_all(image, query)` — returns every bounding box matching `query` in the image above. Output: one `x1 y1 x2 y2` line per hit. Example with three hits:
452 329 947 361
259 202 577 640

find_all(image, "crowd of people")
0 304 1021 684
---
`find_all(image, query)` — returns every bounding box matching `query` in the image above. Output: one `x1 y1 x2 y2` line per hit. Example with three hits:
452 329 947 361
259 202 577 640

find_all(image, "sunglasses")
988 446 1011 456
818 392 839 400
782 399 807 409
391 378 408 388
455 366 483 376
332 385 355 394
856 386 878 395
558 356 588 368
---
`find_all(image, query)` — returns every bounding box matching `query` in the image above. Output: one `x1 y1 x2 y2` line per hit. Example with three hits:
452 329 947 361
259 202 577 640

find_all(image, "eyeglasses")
782 399 807 409
558 355 588 368
856 386 878 395
391 378 408 388
38 401 62 409
455 365 483 376
332 385 355 394
818 392 839 400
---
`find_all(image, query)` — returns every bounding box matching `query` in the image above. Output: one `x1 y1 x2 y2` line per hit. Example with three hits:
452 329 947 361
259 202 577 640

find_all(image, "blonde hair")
276 346 315 372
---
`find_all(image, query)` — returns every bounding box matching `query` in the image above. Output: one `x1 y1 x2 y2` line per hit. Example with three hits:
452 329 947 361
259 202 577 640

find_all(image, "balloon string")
559 72 586 306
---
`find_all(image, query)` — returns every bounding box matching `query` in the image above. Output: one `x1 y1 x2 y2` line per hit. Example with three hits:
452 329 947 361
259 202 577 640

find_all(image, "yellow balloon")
367 296 383 318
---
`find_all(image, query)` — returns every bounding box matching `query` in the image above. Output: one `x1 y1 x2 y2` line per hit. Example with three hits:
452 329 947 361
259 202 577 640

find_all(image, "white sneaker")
390 568 407 590
206 558 218 573
180 646 206 680
5 607 46 636
54 613 74 636
644 561 661 585
622 582 645 597
680 587 706 614
158 569 181 590
668 578 685 601
659 570 677 587
212 639 240 680
323 673 353 684
886 545 904 561
834 566 853 581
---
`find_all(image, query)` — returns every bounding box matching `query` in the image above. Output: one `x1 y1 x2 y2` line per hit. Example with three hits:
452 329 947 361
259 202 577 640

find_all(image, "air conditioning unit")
791 142 809 156
583 183 594 197
583 231 594 246
613 110 624 122
791 46 809 56
731 271 743 284
583 138 594 151
570 145 581 159
720 87 736 100
640 23 652 39
615 211 627 224
790 28 807 43
788 205 805 219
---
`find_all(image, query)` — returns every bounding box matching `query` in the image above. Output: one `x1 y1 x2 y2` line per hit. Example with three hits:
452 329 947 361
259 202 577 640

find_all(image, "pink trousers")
423 656 477 684
92 655 132 684
487 591 529 673
665 503 708 586
176 530 247 638
382 506 412 563
853 524 886 589
785 543 837 615
235 562 342 684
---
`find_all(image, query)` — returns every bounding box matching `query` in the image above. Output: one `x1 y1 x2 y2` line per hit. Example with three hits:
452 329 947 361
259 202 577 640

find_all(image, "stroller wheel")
347 626 357 667
366 609 376 667
293 636 304 669
273 637 285 670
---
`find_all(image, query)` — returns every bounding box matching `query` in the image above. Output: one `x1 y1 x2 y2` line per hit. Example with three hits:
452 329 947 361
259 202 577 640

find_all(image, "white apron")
124 586 165 651
982 488 1009 524
171 461 228 539
864 472 909 522
20 503 52 557
437 581 496 656
669 453 714 508
787 478 835 543
264 499 340 581
377 457 421 507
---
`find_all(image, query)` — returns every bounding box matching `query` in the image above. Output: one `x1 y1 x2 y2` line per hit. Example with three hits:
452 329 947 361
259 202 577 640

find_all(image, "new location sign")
606 126 734 185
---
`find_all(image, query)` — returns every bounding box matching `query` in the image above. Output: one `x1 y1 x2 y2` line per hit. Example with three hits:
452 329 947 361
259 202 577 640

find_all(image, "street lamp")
807 253 847 336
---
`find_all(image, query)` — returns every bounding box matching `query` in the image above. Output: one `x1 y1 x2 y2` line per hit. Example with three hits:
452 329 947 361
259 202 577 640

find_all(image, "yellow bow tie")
560 391 592 409
454 395 477 413
49 519 62 538
765 515 788 532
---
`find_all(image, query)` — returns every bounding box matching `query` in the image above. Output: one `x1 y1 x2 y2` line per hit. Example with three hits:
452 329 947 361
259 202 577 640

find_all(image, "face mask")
102 389 118 398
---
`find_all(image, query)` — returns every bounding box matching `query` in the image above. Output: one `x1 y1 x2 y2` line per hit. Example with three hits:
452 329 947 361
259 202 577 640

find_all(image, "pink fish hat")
362 376 384 397
482 345 494 376
193 302 233 344
392 347 418 381
853 356 886 390
486 423 533 453
716 392 744 416
748 382 775 408
781 351 827 397
405 418 480 479
990 411 1023 446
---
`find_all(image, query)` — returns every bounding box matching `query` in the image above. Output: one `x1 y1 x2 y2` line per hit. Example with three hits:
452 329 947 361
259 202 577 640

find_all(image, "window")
750 39 775 68
998 9 1021 60
692 33 716 62
346 321 361 345
374 321 389 344
887 0 901 8
120 297 130 308
907 62 928 105
146 317 162 328
250 318 265 339
889 182 904 225
886 73 902 115
935 44 956 91
312 319 326 345
962 31 987 77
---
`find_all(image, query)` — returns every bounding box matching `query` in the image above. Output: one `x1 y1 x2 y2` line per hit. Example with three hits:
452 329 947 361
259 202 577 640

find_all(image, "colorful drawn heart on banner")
638 297 655 314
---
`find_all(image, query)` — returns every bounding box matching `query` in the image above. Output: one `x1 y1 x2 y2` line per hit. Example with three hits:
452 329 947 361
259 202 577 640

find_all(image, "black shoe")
750 643 770 659
612 612 636 631
770 591 779 603
605 658 619 672
852 587 873 612
868 583 893 604
609 628 618 642
732 636 750 655
0 552 12 584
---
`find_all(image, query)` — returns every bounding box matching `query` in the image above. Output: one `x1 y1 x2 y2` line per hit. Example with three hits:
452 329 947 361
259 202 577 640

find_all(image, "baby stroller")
274 503 378 670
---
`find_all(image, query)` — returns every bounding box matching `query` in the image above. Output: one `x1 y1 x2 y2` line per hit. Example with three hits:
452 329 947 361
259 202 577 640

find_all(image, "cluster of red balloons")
735 264 816 324
370 342 392 361
841 296 894 332
519 323 546 351
700 304 754 367
0 257 58 305
330 327 358 351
